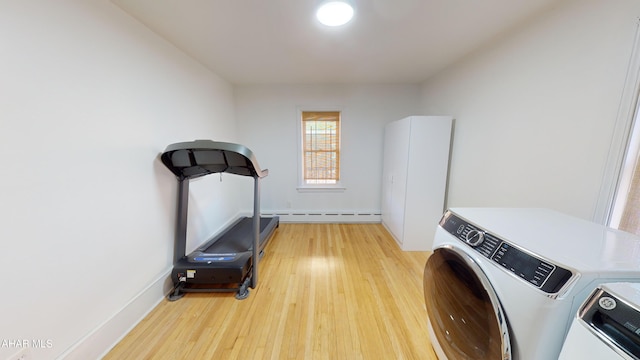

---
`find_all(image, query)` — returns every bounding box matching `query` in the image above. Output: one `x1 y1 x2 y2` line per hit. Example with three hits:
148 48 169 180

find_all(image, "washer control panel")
439 211 573 294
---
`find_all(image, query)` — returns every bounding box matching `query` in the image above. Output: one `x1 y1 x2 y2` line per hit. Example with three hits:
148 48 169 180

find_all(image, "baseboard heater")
262 211 382 223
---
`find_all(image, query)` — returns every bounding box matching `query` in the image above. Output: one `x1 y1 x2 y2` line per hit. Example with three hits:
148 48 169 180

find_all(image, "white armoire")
381 115 453 251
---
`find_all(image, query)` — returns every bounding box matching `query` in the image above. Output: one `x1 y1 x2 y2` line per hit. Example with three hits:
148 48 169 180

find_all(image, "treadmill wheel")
168 282 186 302
235 278 251 300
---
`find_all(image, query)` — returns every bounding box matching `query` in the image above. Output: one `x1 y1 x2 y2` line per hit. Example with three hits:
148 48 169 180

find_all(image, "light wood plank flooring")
104 223 436 359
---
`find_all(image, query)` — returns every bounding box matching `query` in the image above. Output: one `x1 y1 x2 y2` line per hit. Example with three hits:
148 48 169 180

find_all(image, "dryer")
423 208 640 360
560 282 640 359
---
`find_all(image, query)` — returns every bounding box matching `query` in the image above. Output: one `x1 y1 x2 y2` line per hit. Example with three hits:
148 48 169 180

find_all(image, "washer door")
424 246 511 359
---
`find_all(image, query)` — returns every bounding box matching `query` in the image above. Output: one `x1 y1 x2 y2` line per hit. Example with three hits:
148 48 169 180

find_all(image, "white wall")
234 84 422 220
0 1 238 359
420 0 640 221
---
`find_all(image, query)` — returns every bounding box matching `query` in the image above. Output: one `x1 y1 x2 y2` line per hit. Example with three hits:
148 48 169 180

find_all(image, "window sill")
297 186 346 193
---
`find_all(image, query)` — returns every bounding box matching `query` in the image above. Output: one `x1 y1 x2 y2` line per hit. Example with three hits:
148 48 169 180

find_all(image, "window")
610 103 640 235
602 23 640 232
301 111 341 186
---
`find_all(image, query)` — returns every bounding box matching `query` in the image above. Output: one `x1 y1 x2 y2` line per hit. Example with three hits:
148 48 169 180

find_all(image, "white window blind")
302 111 340 184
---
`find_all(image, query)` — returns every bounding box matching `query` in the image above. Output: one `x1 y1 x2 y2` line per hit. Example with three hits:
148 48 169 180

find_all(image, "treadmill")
161 140 279 300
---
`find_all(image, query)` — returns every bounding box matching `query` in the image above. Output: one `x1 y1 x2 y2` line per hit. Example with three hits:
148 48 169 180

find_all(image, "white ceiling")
112 0 565 84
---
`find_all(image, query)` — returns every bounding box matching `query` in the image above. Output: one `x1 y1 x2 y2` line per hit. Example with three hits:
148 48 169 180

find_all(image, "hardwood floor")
104 223 437 359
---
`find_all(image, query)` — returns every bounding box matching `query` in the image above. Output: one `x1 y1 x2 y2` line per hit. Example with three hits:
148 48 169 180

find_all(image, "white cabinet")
381 116 453 251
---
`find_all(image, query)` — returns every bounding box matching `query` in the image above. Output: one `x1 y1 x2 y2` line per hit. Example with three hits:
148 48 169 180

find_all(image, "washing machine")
559 282 640 359
423 208 640 360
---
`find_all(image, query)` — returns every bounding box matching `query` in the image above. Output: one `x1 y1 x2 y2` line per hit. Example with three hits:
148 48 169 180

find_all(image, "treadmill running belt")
201 217 272 254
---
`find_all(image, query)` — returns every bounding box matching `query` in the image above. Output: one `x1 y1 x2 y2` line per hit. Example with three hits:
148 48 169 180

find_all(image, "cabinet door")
381 118 410 243
403 116 452 250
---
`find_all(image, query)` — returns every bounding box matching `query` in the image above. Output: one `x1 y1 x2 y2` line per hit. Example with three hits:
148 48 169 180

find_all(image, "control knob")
466 229 485 246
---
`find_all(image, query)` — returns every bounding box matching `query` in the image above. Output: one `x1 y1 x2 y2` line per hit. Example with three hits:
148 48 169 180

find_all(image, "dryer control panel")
577 285 640 359
440 211 574 294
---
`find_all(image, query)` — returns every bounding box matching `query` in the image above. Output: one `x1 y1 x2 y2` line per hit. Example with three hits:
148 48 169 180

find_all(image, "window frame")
297 109 346 192
597 21 640 226
609 100 640 232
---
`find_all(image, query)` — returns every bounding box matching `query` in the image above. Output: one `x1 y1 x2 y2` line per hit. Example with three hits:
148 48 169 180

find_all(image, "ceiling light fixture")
316 1 354 27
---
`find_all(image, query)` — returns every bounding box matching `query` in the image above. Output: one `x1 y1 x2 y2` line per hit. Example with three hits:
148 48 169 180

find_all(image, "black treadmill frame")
160 140 279 300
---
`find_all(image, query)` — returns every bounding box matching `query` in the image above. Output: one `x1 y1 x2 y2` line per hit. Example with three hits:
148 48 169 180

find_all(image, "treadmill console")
439 211 574 294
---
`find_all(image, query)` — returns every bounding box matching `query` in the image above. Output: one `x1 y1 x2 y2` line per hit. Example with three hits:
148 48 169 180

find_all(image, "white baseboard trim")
57 269 173 360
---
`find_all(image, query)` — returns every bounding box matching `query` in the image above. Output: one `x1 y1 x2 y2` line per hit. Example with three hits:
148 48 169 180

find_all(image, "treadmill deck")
172 216 278 285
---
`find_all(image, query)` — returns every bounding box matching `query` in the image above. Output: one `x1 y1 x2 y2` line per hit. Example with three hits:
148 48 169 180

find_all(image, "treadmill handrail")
161 140 268 180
